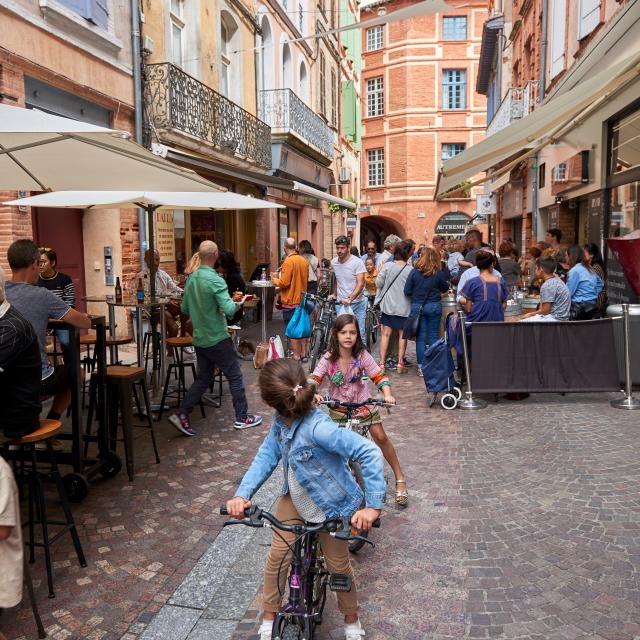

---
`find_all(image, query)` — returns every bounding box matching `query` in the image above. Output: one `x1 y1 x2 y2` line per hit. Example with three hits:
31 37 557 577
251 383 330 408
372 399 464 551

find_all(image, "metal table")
251 280 275 343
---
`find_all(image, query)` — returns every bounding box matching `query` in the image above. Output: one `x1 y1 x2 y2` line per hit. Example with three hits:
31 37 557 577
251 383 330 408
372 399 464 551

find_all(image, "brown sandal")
395 479 409 506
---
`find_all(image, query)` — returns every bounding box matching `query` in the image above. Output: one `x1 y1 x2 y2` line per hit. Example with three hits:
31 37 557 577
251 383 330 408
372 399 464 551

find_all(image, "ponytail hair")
259 358 315 420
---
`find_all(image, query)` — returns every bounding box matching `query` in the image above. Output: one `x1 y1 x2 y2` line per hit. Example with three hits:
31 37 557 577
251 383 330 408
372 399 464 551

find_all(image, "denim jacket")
235 408 386 518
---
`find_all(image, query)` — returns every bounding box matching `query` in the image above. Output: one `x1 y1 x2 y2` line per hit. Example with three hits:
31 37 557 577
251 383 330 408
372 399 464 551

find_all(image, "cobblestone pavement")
3 324 640 640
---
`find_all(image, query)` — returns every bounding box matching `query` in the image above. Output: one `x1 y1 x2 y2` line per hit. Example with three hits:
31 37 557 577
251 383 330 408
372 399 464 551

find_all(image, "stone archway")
360 215 406 253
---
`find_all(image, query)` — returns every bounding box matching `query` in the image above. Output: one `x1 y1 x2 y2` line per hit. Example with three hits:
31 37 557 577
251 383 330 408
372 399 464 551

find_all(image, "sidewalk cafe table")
45 315 117 501
250 280 275 343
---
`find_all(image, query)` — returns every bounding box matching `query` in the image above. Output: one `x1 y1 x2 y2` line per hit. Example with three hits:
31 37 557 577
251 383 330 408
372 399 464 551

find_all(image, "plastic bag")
269 335 285 360
285 296 312 339
337 304 354 316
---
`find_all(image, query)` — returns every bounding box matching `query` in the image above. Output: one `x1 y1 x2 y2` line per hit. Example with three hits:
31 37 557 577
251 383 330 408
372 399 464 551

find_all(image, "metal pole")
611 304 640 409
457 309 487 410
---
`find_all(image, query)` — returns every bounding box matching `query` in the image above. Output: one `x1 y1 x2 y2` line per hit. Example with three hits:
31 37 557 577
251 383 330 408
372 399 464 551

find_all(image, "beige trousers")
262 494 358 616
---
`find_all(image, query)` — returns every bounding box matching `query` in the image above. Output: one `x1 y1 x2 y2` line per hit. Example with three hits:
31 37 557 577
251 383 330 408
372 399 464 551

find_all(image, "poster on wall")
155 210 175 263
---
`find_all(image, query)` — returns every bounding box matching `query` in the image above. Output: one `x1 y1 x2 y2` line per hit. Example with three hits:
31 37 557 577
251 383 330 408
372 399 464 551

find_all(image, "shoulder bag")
373 264 407 311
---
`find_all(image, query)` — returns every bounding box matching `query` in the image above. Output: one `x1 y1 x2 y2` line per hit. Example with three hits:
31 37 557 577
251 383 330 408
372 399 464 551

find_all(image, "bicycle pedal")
329 573 352 592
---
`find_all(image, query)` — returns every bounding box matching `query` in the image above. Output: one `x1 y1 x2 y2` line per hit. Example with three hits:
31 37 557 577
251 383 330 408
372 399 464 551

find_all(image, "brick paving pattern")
2 329 640 640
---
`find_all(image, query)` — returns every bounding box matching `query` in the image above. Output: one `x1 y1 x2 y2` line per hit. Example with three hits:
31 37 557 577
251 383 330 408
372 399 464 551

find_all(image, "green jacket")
181 265 238 348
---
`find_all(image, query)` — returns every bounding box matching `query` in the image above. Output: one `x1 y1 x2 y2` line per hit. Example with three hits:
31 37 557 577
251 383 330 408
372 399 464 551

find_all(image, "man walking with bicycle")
331 236 367 341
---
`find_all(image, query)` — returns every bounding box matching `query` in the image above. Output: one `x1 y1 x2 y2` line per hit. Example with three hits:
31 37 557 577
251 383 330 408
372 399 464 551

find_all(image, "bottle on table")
136 277 145 304
115 276 123 304
260 267 267 282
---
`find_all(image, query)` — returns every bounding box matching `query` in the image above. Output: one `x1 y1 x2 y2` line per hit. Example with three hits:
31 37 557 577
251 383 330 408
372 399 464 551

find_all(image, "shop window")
609 107 640 176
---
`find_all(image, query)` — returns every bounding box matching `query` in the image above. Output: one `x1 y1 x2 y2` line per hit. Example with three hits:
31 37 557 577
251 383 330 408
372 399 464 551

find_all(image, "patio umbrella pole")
145 204 159 300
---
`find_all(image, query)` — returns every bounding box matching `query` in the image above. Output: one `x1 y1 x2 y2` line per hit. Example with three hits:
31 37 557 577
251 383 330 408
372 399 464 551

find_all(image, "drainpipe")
132 0 146 268
531 0 549 242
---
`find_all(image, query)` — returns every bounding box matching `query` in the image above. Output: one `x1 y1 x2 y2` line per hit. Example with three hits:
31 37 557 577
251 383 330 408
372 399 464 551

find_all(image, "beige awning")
487 171 510 192
436 49 640 199
292 182 356 209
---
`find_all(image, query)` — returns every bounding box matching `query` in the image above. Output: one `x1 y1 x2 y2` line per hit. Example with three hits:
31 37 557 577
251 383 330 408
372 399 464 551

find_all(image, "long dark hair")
259 359 315 419
568 244 592 271
326 314 365 361
299 240 314 256
215 250 241 274
583 242 605 271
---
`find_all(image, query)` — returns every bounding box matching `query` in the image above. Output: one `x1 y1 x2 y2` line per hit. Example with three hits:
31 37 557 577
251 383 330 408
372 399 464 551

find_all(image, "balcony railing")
144 63 272 169
259 89 334 160
486 80 540 137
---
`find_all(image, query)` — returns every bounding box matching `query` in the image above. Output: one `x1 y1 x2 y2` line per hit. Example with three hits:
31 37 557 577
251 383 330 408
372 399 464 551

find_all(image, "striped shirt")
38 271 75 308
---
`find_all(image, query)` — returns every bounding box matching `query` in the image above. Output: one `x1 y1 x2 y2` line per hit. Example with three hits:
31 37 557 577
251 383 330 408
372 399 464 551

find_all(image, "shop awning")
292 182 356 209
487 171 510 192
436 49 640 199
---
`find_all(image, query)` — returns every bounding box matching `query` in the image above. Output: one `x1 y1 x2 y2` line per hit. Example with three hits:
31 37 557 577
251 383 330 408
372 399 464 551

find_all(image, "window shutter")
57 0 88 15
342 81 356 140
550 0 566 79
86 0 109 29
578 0 600 40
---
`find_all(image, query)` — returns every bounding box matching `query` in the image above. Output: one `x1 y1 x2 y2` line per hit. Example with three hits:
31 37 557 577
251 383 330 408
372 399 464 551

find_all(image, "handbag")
285 295 312 339
253 342 269 369
373 264 407 311
570 300 598 320
402 305 423 340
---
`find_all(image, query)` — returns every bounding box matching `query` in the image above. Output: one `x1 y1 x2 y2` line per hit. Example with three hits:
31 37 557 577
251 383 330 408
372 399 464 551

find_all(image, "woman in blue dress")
451 250 509 356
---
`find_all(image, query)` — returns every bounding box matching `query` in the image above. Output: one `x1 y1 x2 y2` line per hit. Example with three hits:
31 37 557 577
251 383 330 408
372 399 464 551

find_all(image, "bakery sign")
155 210 175 263
434 212 472 237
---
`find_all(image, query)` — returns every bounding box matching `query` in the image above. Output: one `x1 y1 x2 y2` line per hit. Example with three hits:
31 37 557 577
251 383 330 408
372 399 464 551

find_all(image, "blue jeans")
415 302 442 368
338 298 367 341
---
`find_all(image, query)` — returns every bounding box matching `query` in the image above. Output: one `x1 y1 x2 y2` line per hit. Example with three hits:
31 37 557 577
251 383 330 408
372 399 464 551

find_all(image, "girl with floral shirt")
308 314 408 506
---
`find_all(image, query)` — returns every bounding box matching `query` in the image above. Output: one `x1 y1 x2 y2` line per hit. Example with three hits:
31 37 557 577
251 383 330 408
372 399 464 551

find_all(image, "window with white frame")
367 148 385 186
442 69 466 110
170 0 184 68
366 25 383 51
578 0 600 39
442 16 467 40
366 77 384 117
550 0 567 79
441 143 466 162
552 162 567 182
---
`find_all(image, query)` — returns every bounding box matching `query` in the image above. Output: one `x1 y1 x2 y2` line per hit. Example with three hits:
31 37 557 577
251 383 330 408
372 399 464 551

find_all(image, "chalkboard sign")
606 245 638 304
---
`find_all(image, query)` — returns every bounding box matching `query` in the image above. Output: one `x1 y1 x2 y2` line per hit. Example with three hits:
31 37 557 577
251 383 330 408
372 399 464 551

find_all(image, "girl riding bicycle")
308 314 408 506
227 358 385 640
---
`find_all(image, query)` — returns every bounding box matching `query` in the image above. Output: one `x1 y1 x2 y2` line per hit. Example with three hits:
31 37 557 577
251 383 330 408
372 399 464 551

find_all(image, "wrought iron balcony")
259 89 334 160
144 63 272 169
486 80 540 137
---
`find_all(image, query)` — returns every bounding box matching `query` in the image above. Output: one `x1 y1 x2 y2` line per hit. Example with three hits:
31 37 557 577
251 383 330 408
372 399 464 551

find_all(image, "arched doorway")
360 215 406 252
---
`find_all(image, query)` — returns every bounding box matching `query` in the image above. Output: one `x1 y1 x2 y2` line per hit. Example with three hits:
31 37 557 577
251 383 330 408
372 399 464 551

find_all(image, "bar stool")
80 335 98 408
142 328 163 376
105 335 134 365
7 420 87 598
102 366 160 481
158 336 205 421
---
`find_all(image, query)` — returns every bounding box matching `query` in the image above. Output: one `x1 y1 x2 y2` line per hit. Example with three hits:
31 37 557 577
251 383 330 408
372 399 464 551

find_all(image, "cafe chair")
157 336 205 421
6 419 87 598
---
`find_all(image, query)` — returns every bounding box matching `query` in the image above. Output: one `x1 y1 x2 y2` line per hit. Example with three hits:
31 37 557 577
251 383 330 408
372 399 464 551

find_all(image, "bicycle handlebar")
219 505 380 539
320 397 396 410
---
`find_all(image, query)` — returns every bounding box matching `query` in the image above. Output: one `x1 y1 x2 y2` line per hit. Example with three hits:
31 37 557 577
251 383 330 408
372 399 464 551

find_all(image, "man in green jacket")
169 241 262 436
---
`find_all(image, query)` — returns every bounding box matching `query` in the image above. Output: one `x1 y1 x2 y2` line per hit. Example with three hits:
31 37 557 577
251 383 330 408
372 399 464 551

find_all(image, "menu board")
155 210 175 264
606 245 638 304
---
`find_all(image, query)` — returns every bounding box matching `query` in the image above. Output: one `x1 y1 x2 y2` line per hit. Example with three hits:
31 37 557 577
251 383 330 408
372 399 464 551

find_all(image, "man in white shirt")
331 235 367 339
136 249 189 338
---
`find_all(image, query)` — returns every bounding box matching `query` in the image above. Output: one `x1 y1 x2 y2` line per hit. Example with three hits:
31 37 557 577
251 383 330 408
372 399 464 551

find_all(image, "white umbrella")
0 104 219 192
6 190 284 296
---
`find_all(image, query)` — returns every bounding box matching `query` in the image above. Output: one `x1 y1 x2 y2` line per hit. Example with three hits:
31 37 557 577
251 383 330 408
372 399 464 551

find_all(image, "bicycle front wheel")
278 624 301 640
348 461 370 554
308 326 324 373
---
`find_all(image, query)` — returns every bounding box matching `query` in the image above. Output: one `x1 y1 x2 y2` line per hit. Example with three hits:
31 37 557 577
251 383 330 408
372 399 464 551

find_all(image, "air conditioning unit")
339 167 351 184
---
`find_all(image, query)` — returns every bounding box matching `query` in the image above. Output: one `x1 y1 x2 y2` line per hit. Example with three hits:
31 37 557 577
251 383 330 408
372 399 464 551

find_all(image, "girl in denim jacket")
227 358 385 640
308 314 408 507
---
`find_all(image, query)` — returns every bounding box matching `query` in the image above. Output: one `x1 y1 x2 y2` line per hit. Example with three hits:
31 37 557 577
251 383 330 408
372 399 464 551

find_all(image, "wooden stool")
105 335 134 365
100 366 160 481
158 337 205 421
8 420 87 598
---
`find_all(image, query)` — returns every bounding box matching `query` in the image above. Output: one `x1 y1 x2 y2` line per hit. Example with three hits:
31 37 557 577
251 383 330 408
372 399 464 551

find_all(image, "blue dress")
450 276 509 355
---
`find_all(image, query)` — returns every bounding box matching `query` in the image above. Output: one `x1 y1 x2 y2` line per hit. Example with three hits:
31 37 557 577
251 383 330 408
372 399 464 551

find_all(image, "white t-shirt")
0 457 22 608
331 255 366 301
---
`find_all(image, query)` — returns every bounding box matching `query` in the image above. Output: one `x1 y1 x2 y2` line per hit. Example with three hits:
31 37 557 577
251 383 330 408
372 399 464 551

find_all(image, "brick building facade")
0 1 138 314
359 0 488 249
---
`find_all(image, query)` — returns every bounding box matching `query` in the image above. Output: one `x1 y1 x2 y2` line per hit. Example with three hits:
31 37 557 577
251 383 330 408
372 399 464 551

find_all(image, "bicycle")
319 397 394 552
306 294 337 373
220 505 379 640
364 297 380 352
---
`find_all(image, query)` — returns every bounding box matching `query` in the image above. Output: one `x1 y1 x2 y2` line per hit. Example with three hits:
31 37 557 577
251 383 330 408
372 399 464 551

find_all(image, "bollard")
610 303 640 410
457 309 487 410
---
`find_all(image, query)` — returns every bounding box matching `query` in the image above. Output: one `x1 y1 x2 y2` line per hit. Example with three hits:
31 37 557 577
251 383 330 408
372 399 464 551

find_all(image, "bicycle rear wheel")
348 461 369 554
278 623 301 640
308 326 324 373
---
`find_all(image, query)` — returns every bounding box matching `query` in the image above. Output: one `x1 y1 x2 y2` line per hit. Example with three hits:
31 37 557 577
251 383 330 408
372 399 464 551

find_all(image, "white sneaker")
345 620 365 639
258 620 273 640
